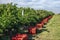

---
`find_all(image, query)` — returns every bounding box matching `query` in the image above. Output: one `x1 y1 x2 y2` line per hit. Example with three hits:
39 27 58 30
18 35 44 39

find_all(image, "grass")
35 15 60 40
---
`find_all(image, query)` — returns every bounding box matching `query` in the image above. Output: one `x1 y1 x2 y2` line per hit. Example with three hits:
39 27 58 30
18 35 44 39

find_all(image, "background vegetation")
0 3 54 35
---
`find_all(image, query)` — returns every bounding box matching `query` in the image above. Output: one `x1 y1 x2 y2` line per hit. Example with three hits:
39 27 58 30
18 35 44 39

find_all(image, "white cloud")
0 0 12 4
0 0 60 13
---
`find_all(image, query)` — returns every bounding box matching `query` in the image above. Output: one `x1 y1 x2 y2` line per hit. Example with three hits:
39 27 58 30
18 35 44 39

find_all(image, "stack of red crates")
28 27 36 35
36 23 43 29
35 20 44 29
12 34 28 40
42 18 49 24
48 16 52 19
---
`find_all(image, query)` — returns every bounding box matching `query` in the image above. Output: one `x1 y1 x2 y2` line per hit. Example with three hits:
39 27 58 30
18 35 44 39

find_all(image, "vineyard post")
22 10 24 16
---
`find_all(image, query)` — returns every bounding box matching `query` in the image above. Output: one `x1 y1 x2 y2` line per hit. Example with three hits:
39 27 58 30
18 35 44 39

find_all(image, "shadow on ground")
27 26 50 40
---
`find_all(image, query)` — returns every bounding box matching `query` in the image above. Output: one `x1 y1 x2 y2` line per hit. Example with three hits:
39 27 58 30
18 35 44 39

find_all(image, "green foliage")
0 3 54 34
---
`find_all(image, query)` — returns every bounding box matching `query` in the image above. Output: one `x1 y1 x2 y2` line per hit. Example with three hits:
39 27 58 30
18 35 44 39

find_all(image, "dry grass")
34 15 60 40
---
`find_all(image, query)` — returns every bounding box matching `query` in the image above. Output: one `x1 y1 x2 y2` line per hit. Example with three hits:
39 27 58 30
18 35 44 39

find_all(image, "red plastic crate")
16 34 23 38
48 16 52 19
12 34 28 40
28 27 36 35
12 36 17 40
36 23 43 28
42 18 48 24
41 21 44 25
17 37 23 40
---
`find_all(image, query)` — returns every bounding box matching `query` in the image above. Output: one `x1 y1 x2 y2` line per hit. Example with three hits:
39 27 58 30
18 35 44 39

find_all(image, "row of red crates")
12 16 52 40
28 16 52 34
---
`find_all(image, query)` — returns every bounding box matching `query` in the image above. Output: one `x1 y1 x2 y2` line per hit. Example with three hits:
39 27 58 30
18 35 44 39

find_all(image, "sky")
0 0 60 13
